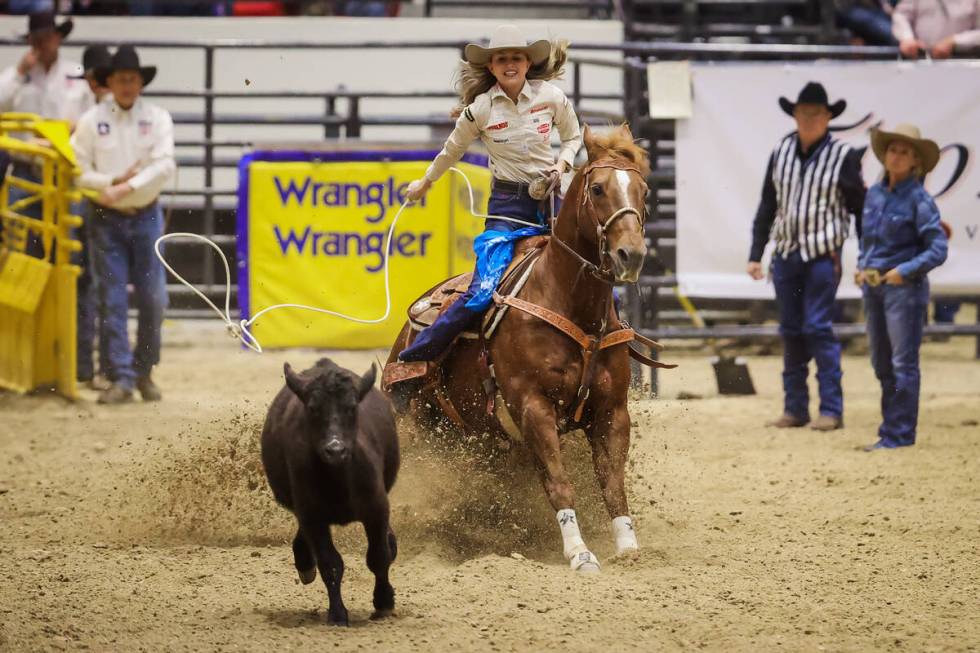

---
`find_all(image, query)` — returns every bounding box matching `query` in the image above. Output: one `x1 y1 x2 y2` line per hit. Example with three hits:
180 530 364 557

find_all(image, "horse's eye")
591 184 603 196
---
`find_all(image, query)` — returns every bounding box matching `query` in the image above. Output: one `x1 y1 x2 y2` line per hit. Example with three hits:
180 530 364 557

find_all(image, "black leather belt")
492 178 531 196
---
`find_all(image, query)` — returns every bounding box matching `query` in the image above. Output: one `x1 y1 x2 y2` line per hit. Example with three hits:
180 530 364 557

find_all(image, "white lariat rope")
154 166 556 353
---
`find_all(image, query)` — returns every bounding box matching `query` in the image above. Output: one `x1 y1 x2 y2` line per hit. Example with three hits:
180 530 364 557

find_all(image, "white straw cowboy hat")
464 24 551 66
871 124 941 174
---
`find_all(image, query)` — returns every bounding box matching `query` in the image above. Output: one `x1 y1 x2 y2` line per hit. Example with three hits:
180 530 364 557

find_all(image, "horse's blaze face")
590 168 649 283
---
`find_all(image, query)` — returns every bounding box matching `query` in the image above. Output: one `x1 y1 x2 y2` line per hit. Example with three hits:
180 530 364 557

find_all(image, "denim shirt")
859 177 948 280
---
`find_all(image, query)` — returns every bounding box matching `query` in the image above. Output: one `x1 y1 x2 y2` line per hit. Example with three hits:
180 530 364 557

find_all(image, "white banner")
675 61 980 298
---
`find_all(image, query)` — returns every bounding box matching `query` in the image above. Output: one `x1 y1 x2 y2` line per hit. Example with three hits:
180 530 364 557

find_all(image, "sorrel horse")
384 124 670 573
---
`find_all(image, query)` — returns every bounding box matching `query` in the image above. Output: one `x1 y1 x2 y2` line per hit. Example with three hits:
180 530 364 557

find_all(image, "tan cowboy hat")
871 123 941 174
464 24 551 66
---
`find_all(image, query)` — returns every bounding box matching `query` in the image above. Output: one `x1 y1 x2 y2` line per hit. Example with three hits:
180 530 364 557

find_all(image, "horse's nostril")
616 248 631 264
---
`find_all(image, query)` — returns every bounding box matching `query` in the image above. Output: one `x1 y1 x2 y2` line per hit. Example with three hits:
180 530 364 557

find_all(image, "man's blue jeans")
863 279 928 446
92 204 168 390
772 250 843 421
398 185 554 362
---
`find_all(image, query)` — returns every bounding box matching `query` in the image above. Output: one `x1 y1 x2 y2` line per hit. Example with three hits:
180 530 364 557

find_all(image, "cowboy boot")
98 384 133 405
765 413 809 428
137 374 162 402
810 415 843 431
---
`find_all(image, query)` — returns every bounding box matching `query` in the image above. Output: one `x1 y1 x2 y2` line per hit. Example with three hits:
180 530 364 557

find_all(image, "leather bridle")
548 159 648 284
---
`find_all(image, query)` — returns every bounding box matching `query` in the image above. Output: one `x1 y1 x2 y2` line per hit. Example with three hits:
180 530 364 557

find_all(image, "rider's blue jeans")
398 185 555 362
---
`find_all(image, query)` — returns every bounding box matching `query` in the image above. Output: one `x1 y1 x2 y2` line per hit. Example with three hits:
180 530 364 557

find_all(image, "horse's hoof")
569 550 601 574
297 567 317 585
371 609 394 620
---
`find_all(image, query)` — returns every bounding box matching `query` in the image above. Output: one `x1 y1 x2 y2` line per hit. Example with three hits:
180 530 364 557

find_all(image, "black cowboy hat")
21 11 74 40
779 82 846 119
68 44 112 80
95 44 157 87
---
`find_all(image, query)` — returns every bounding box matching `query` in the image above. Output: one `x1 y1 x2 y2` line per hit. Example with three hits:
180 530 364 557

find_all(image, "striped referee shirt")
749 131 865 262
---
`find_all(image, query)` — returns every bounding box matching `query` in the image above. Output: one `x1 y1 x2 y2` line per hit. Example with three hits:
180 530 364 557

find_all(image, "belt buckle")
865 269 881 287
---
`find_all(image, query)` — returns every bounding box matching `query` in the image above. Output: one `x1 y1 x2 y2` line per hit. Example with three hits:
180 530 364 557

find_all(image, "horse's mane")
586 125 651 177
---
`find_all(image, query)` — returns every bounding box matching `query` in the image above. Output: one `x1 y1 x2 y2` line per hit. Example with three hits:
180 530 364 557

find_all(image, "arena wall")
0 17 626 190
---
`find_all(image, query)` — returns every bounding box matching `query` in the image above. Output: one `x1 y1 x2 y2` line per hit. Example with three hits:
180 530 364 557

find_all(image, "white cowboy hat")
464 24 551 66
871 123 940 174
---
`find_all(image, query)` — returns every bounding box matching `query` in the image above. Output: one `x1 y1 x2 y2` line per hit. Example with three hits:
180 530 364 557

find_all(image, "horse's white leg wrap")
612 515 639 554
557 509 600 572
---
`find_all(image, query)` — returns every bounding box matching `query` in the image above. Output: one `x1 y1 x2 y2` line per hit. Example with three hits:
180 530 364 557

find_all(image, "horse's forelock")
586 126 651 177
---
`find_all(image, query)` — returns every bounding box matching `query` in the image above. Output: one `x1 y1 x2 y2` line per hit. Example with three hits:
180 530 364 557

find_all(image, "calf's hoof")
297 567 316 585
371 609 394 620
326 609 349 627
569 550 601 574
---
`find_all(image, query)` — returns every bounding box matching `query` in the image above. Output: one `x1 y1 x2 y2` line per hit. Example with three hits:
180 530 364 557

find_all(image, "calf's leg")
292 527 316 584
302 519 349 626
363 510 396 619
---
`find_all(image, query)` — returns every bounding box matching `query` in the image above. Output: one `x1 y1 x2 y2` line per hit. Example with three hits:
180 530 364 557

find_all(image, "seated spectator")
892 0 980 58
837 0 899 45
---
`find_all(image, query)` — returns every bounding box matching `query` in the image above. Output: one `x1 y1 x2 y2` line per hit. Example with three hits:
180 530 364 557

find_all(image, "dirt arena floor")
1 316 978 652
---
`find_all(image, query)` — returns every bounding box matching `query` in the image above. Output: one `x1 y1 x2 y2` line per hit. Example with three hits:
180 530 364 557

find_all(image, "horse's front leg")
586 403 640 556
521 394 601 573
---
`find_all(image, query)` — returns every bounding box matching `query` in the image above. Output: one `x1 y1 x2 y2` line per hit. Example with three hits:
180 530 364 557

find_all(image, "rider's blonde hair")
451 39 570 118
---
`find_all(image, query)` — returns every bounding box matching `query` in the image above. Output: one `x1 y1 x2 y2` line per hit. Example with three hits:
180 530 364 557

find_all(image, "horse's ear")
284 362 309 402
583 124 602 162
618 122 635 143
357 363 377 402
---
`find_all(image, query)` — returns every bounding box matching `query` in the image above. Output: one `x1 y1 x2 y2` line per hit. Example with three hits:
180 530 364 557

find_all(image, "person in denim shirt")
857 124 948 451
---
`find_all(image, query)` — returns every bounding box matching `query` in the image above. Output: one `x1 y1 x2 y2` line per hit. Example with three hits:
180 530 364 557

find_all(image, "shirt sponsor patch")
97 122 110 135
537 123 550 134
138 120 152 136
487 121 508 131
530 104 549 113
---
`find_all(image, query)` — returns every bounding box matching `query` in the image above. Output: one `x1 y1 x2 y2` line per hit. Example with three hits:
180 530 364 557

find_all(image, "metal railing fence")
2 35 977 382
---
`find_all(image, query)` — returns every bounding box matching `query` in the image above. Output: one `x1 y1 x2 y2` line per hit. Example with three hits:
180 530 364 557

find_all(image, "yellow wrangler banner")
237 149 490 349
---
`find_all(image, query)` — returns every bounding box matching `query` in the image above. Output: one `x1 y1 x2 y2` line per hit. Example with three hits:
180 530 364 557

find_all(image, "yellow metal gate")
0 113 84 399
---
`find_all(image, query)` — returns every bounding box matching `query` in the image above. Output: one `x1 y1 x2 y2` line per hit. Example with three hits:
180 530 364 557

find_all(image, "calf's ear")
357 363 377 402
284 362 309 402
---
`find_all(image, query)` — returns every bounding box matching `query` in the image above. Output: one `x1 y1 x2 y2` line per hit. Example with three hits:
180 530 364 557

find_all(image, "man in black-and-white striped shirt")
748 82 865 432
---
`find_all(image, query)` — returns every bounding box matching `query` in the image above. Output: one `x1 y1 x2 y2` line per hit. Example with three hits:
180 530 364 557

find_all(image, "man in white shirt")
0 12 90 127
71 45 175 405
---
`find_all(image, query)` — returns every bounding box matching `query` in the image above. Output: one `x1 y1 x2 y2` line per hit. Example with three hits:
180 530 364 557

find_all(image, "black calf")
261 358 400 625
